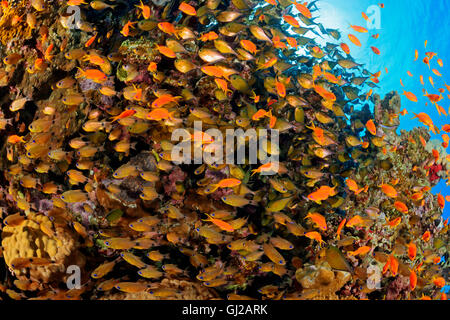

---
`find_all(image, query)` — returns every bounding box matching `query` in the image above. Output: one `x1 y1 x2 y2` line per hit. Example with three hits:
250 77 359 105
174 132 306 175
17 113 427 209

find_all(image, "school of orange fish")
0 0 448 300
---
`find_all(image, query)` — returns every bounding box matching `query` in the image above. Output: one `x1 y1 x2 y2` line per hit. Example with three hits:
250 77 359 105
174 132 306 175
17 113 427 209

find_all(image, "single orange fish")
291 1 312 18
340 43 350 54
283 15 300 28
422 230 431 242
304 231 325 246
348 34 361 47
336 218 346 240
305 212 327 231
85 33 98 47
350 25 368 33
408 242 417 260
111 109 137 123
345 215 364 228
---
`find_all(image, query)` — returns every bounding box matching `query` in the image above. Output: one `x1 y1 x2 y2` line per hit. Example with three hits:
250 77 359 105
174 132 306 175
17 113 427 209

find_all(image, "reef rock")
295 262 351 300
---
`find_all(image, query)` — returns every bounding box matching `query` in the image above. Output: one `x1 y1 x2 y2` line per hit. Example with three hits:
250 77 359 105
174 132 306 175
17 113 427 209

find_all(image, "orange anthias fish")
120 21 137 37
146 108 175 121
365 119 377 135
345 215 364 228
135 0 151 19
345 178 365 195
379 183 398 198
422 230 431 242
156 45 176 58
437 193 445 210
340 43 350 54
275 78 286 98
403 91 418 102
350 25 368 33
240 40 258 55
393 201 408 214
291 1 312 18
111 109 136 123
178 2 196 16
151 94 181 108
76 68 107 83
433 277 446 288
348 246 371 256
412 112 434 127
386 216 401 228
264 0 277 5
336 218 346 240
203 213 234 232
84 33 97 47
283 15 300 28
304 231 325 246
305 212 327 231
408 242 417 260
389 255 399 276
348 34 361 47
371 46 381 55
158 22 176 35
198 31 218 42
410 269 417 291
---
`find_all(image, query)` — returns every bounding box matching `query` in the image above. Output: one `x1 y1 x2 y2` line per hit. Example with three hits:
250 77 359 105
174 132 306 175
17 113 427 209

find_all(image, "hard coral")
295 262 351 300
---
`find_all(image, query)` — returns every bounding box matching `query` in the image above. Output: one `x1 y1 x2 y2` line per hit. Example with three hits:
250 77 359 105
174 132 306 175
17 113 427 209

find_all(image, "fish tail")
75 67 84 78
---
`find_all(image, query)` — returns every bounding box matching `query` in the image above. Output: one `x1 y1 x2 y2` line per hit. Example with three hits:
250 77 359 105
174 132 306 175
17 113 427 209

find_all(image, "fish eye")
93 273 97 277
149 291 153 294
129 224 134 228
77 151 80 155
116 286 120 290
279 260 283 264
105 241 110 246
138 271 142 275
205 282 210 286
199 275 203 280
195 228 200 232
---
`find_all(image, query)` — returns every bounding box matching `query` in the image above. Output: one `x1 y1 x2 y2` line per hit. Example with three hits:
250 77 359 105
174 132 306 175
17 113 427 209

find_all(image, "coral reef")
0 0 447 301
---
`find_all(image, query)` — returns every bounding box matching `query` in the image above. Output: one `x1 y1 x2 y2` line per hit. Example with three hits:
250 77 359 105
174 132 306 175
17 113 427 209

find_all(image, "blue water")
308 0 450 219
